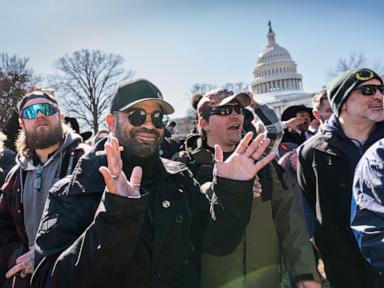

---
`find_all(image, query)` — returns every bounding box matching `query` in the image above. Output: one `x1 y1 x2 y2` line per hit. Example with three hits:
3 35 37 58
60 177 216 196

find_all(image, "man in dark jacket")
351 137 384 284
298 68 384 288
0 88 87 288
31 79 275 288
0 131 15 187
175 88 319 288
280 105 314 146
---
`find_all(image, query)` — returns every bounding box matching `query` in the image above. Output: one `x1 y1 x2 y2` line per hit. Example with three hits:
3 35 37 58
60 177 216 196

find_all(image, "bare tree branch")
0 52 38 129
326 52 384 81
50 49 134 133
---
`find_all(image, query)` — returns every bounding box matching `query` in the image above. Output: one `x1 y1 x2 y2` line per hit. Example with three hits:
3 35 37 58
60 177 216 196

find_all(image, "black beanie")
327 68 383 117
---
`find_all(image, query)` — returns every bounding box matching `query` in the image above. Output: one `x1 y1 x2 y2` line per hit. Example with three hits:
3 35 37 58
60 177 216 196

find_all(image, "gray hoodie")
16 131 82 246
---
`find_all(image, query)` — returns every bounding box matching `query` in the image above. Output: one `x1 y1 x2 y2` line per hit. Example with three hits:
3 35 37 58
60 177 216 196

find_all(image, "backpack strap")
59 142 89 178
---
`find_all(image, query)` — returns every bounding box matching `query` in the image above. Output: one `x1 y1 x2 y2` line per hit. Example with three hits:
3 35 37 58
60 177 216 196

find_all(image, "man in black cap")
297 68 384 288
280 105 313 146
31 79 275 288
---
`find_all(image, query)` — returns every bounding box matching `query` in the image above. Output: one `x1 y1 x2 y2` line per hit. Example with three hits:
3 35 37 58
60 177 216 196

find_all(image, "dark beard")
26 121 64 150
116 124 162 158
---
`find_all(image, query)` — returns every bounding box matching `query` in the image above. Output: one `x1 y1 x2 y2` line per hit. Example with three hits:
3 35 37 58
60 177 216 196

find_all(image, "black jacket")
0 148 15 187
31 141 254 288
297 115 384 287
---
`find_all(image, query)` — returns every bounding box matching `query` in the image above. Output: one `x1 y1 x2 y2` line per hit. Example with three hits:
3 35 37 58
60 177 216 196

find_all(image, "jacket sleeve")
0 149 16 186
351 140 384 272
270 163 320 283
199 174 254 256
297 144 316 215
0 174 27 286
32 174 148 288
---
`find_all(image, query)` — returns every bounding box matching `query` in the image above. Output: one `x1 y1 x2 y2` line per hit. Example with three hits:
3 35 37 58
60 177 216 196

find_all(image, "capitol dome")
251 22 303 97
257 43 292 65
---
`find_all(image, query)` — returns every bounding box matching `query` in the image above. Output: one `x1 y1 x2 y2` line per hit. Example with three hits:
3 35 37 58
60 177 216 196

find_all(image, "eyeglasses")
202 105 243 119
355 84 384 96
33 164 44 191
20 103 58 119
125 108 164 128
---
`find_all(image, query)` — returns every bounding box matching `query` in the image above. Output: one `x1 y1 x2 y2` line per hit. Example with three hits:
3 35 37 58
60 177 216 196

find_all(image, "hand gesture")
284 117 305 130
6 245 35 278
99 137 142 198
215 132 276 181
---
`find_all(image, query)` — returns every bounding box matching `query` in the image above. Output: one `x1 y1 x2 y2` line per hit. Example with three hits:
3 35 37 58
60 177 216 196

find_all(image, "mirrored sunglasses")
125 108 164 128
355 84 384 96
21 103 58 119
202 105 243 119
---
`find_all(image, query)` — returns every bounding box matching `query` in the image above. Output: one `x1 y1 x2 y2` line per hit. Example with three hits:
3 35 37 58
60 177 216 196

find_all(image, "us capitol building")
173 22 316 136
251 22 313 116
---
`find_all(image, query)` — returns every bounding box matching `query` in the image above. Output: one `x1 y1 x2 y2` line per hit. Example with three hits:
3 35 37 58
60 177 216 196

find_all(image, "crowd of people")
0 67 383 288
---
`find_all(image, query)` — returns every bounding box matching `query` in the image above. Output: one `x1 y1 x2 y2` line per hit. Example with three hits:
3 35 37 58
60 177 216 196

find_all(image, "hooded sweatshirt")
16 132 82 246
322 114 384 177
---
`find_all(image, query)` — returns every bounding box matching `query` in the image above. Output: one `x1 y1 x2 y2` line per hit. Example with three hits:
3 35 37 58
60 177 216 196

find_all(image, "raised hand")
99 137 142 198
214 132 276 181
284 116 305 130
6 245 35 278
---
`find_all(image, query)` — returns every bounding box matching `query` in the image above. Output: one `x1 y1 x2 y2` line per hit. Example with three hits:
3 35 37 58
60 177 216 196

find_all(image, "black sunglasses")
355 84 384 96
125 108 164 128
202 105 243 119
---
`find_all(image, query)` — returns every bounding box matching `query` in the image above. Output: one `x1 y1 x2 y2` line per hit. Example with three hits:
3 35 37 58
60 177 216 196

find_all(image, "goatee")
116 125 162 158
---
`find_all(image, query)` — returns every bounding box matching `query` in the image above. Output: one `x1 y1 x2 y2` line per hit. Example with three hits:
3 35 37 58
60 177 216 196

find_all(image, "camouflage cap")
197 88 252 114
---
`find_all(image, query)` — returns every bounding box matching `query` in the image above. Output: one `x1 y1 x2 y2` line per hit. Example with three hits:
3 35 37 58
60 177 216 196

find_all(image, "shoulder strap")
59 142 88 178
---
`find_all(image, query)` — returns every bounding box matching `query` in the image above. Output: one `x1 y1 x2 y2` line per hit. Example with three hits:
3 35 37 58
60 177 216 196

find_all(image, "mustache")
35 119 50 126
131 127 161 138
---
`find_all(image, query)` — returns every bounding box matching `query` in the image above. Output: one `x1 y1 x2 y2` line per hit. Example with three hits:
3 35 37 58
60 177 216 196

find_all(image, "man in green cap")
298 68 384 288
31 79 275 288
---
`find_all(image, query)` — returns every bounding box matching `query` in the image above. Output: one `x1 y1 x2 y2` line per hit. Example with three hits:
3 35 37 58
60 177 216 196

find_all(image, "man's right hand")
283 117 305 130
6 245 35 279
99 137 142 198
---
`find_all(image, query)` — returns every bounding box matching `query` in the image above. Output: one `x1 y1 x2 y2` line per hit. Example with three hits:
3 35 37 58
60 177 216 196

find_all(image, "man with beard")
30 79 275 288
0 89 87 288
298 68 384 287
174 88 319 288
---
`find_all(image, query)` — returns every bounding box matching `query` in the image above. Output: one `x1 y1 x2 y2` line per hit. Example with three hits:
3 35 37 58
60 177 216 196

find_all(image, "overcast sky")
1 0 383 118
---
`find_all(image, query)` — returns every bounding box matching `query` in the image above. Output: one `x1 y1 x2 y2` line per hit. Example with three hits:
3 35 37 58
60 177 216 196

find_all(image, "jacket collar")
310 129 343 156
159 157 189 178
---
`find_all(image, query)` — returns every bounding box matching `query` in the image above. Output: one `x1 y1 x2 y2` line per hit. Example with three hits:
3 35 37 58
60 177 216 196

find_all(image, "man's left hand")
215 132 276 181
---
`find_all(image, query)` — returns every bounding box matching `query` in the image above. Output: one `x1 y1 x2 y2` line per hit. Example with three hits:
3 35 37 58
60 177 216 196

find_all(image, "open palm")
215 132 275 181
